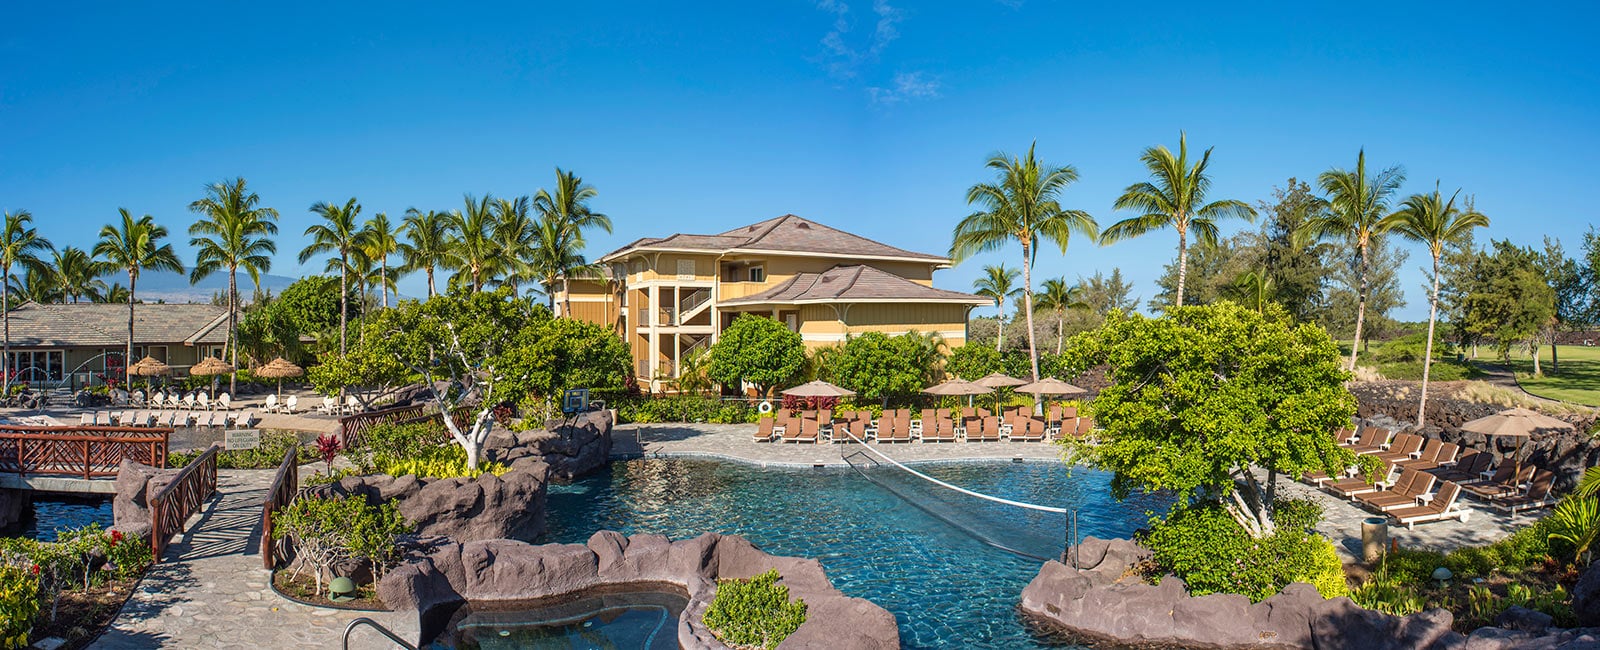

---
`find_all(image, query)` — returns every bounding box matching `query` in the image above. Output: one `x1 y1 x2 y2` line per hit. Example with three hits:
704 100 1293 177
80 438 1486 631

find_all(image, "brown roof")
719 265 989 306
602 215 947 263
3 302 233 348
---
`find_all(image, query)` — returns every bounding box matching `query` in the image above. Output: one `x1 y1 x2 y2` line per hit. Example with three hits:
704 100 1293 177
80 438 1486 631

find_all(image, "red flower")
111 530 125 543
30 564 40 575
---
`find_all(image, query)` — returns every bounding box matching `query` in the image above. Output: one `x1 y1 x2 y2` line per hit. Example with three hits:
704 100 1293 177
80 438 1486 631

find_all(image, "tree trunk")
1349 238 1371 371
426 266 436 298
1174 225 1188 309
1417 255 1441 429
1551 332 1561 374
1532 338 1543 376
228 267 238 396
1021 242 1040 382
1056 309 1064 355
995 298 1005 352
381 260 389 309
126 270 137 388
3 265 10 395
338 253 348 356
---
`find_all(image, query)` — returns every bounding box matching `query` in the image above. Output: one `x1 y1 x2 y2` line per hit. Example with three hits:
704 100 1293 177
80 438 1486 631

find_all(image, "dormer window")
747 266 765 283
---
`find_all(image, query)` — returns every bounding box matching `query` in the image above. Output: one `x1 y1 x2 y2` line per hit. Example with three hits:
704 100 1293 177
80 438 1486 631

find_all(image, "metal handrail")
342 617 418 650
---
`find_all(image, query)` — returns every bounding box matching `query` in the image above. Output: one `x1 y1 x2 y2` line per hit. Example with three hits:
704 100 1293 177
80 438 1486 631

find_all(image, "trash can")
1361 517 1388 564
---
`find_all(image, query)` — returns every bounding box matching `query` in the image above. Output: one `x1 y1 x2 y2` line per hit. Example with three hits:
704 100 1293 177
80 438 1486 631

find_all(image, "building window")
747 266 765 283
676 259 696 280
7 350 64 383
202 345 225 360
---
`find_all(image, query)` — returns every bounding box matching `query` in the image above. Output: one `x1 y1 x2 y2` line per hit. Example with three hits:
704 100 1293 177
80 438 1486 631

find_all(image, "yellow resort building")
557 214 990 391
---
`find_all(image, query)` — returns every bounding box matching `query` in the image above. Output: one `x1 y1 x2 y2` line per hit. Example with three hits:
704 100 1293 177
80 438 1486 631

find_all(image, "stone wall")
1351 381 1600 492
484 409 615 482
0 488 27 530
378 531 900 650
109 458 179 542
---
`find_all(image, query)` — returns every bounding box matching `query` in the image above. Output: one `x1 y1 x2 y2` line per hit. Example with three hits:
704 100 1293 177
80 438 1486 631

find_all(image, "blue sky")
2 1 1596 320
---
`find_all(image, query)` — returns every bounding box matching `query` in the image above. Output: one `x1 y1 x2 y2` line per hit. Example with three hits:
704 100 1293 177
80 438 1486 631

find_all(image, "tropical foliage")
708 315 807 397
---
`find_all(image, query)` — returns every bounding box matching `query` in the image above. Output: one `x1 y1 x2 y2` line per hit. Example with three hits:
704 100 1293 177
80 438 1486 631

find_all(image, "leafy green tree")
300 198 364 355
531 168 611 315
827 333 931 404
189 177 279 393
708 315 806 397
1324 234 1408 347
399 208 453 298
1063 302 1364 537
1078 268 1137 315
1380 183 1488 426
48 247 105 303
1101 132 1255 309
951 142 1098 381
1223 271 1279 315
528 210 599 314
1457 241 1556 370
448 194 499 291
0 210 52 392
1256 179 1332 322
946 343 1002 381
1033 277 1086 354
972 264 1022 351
1539 235 1585 374
1308 150 1406 370
1150 233 1257 309
94 210 183 385
362 212 399 308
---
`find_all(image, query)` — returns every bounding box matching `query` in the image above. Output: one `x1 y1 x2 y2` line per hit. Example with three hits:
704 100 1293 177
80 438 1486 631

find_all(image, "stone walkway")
90 470 410 650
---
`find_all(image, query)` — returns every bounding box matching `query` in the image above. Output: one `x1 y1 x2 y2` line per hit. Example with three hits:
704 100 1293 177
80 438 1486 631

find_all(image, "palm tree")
98 283 132 305
1033 277 1087 354
527 212 600 314
971 264 1022 352
0 211 52 393
9 268 60 305
950 142 1098 381
189 177 279 394
300 198 363 355
493 196 537 293
1223 270 1278 314
400 208 453 298
532 168 612 313
1100 133 1255 308
1381 183 1488 427
448 194 499 291
94 210 183 386
1309 150 1406 370
49 247 106 303
362 212 399 308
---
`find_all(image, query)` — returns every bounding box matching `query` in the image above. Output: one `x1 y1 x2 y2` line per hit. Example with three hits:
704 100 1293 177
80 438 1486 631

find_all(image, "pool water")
452 590 685 650
5 496 114 540
543 458 1172 649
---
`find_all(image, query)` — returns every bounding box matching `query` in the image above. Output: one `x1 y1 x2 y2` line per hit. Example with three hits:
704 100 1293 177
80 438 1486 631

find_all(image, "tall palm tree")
1309 149 1406 370
1100 132 1255 308
9 268 60 305
0 211 52 393
49 247 106 303
399 208 453 298
1381 183 1488 427
532 168 612 313
98 283 132 305
1223 270 1279 314
971 264 1022 352
527 211 600 313
300 198 363 355
189 177 279 394
1033 277 1087 354
448 194 499 291
493 196 536 293
362 212 399 308
950 142 1098 381
94 210 183 386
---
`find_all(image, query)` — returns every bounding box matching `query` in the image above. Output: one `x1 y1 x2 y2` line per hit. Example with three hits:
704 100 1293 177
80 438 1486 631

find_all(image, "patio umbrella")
188 357 234 398
1460 407 1573 479
923 378 993 407
973 372 1026 411
1017 377 1087 416
255 357 305 398
781 380 857 398
127 356 170 392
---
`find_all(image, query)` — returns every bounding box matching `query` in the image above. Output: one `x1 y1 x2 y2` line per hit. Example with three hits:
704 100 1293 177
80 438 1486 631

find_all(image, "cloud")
816 0 904 80
867 71 941 105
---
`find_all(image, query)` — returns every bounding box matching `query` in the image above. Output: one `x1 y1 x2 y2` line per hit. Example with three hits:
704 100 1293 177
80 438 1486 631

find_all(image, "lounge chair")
263 394 280 413
1349 428 1394 455
817 408 835 441
1046 405 1063 434
1431 451 1493 483
1333 427 1359 446
853 411 874 441
1397 441 1458 471
753 418 775 442
908 410 925 439
1491 470 1557 515
1073 418 1095 439
80 412 95 426
146 392 164 410
972 415 1002 442
1325 464 1397 499
1369 434 1424 464
217 393 233 411
94 412 112 426
1389 482 1469 529
232 411 258 428
130 390 146 407
1356 469 1439 512
180 393 196 410
792 415 819 443
863 413 882 440
317 396 338 415
1300 465 1355 486
1462 463 1536 500
133 411 154 427
923 413 958 442
283 395 299 414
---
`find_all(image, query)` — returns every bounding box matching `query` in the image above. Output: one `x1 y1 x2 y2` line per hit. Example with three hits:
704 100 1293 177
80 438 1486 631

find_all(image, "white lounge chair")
180 393 196 410
130 390 146 407
1390 482 1470 529
94 412 112 426
318 396 338 415
80 412 95 426
196 393 211 410
344 395 361 415
263 394 279 413
283 395 299 414
232 411 258 428
217 393 232 411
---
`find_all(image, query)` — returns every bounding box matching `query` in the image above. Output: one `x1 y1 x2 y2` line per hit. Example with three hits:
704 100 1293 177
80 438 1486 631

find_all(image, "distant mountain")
125 270 300 304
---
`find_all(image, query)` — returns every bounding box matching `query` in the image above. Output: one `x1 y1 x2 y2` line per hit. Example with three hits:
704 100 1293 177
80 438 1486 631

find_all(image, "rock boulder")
484 410 613 482
0 488 27 530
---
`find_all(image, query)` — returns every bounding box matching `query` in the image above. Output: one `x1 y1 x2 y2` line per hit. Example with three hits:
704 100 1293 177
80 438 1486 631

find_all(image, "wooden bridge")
0 425 170 479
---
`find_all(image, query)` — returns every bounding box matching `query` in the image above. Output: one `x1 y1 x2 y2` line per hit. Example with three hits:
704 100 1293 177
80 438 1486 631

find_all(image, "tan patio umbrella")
1460 407 1573 479
974 372 1027 411
255 357 305 398
781 380 857 398
188 357 234 398
127 356 170 393
923 378 994 407
1017 377 1087 416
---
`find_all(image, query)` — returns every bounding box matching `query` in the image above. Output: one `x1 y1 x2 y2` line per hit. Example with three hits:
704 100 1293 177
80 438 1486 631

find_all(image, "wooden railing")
0 426 171 478
260 443 300 570
396 406 474 437
338 403 426 448
149 444 218 562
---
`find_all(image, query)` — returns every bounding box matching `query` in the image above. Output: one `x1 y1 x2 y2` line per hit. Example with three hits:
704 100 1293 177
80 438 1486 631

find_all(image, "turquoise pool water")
543 458 1172 649
452 589 685 650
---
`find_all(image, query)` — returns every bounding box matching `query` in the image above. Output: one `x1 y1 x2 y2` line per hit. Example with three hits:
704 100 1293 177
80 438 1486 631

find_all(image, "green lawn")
1498 344 1600 407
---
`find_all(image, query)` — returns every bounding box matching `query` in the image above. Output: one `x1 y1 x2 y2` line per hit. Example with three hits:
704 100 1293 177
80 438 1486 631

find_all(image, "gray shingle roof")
603 215 947 263
719 265 989 306
3 302 233 348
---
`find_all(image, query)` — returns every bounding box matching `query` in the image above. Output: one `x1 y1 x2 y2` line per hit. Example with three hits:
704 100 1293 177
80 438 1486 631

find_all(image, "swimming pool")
450 588 686 650
543 458 1172 649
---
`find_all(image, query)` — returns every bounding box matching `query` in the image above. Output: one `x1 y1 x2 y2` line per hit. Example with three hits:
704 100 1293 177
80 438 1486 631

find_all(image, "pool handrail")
343 617 418 650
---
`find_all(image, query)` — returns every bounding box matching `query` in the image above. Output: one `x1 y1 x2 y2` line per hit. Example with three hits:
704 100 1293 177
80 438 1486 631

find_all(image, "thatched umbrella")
1460 407 1574 479
255 357 305 398
127 356 170 392
781 380 857 398
974 372 1026 412
924 378 993 407
189 357 234 398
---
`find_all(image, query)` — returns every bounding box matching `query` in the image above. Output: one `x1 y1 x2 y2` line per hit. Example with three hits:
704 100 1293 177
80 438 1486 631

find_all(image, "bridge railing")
0 426 171 479
338 403 426 448
149 444 218 562
260 443 300 570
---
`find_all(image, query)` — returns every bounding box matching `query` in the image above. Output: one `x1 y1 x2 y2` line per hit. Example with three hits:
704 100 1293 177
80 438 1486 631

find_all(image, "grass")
1495 345 1600 407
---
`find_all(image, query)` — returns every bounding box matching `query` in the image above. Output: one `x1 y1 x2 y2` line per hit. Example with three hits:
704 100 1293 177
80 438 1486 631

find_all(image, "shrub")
169 430 315 469
373 444 509 479
273 495 412 595
1142 501 1348 602
702 569 807 649
0 564 39 650
1351 577 1425 616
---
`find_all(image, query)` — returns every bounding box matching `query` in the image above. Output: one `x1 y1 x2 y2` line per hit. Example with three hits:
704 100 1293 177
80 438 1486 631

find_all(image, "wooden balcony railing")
0 426 170 479
149 444 218 562
260 443 300 570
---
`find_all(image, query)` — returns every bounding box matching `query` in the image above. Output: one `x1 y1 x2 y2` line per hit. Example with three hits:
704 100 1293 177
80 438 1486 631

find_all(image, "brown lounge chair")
1491 470 1557 515
1389 482 1469 529
1462 463 1536 500
1007 415 1045 442
754 417 776 442
1325 464 1397 499
1369 434 1425 464
880 409 910 443
971 415 1002 441
1430 450 1492 483
1349 428 1395 455
924 410 958 442
783 414 819 443
1398 441 1460 471
1333 427 1359 446
1073 418 1095 439
1356 469 1439 512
